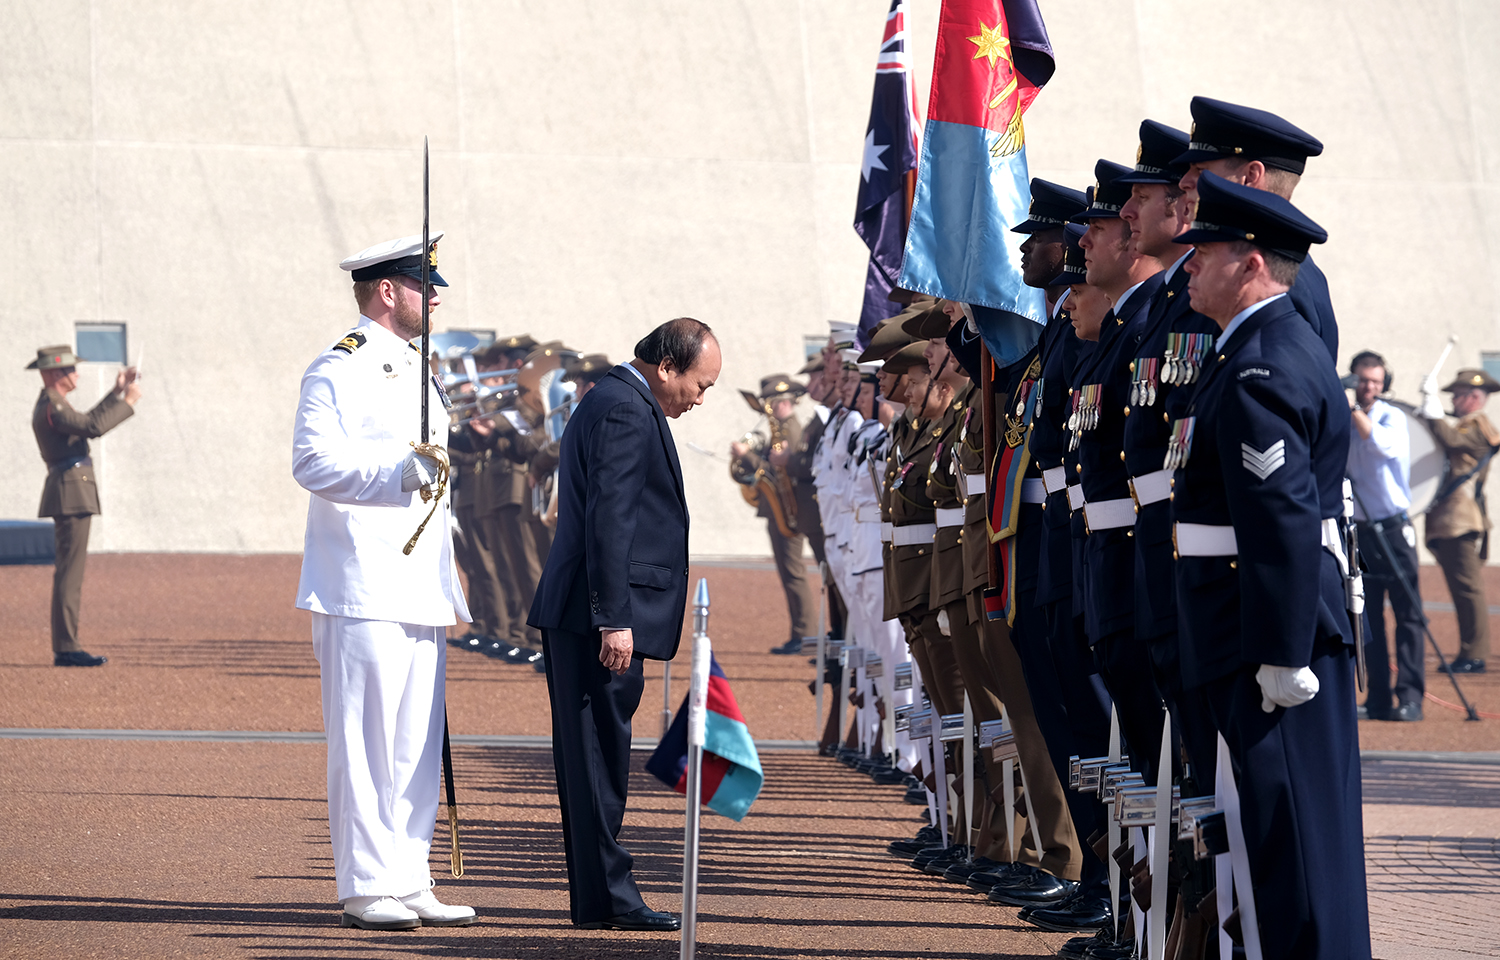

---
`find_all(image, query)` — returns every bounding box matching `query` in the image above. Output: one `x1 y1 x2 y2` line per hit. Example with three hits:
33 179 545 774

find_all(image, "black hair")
634 317 716 372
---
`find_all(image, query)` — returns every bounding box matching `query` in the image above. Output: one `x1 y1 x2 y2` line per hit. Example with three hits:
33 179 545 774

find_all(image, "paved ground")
1 555 1498 958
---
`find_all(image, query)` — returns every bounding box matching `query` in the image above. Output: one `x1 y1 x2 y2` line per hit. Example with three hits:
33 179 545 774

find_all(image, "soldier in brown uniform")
732 374 817 654
1419 368 1500 673
28 345 142 666
447 395 500 652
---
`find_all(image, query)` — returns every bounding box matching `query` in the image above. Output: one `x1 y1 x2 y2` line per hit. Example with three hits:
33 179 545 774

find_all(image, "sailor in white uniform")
292 233 475 930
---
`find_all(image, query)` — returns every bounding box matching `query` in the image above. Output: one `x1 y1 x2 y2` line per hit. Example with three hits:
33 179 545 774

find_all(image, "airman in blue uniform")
1170 172 1370 960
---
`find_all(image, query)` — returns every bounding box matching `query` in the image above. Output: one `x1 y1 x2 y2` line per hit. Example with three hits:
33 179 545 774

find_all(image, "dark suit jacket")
528 366 689 661
32 388 133 518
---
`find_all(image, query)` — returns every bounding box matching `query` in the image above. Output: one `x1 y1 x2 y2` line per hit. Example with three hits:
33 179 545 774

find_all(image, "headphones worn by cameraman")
1349 350 1393 394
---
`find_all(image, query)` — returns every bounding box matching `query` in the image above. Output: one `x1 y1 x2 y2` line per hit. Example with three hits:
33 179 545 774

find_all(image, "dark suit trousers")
1359 519 1426 707
1207 643 1370 960
51 514 91 654
768 521 815 642
541 627 647 923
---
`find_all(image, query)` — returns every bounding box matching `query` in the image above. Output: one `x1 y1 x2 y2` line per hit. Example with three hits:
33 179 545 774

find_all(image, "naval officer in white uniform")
293 233 475 930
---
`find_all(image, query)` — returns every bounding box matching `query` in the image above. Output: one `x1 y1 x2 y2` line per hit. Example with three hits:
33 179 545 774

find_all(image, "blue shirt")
1347 397 1411 521
618 362 649 389
1217 293 1286 349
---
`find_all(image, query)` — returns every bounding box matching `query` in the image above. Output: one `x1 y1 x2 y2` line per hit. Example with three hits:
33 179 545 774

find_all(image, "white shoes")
399 882 477 927
341 885 476 929
341 896 420 930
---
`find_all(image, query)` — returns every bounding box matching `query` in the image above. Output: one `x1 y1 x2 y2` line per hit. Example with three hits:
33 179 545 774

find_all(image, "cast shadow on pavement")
1360 760 1500 808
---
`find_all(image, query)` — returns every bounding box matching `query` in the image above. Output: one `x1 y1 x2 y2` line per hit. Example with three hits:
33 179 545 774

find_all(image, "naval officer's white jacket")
293 317 469 626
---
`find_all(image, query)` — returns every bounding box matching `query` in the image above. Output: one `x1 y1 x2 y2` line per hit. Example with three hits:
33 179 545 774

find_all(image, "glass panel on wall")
75 322 128 364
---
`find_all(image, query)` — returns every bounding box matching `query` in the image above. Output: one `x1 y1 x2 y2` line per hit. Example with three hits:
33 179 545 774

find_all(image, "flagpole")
680 578 712 960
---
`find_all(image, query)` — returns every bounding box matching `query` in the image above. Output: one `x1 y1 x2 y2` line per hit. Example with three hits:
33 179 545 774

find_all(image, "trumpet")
448 382 519 426
730 389 799 538
442 367 519 390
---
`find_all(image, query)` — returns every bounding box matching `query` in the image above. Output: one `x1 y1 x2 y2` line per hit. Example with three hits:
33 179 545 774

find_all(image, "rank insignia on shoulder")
1237 366 1272 381
332 331 367 354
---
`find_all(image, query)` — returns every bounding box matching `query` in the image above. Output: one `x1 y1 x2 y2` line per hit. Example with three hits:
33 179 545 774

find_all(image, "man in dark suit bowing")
528 316 721 933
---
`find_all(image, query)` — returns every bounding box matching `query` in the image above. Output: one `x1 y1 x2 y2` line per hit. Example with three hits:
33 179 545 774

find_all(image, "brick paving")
0 555 1497 958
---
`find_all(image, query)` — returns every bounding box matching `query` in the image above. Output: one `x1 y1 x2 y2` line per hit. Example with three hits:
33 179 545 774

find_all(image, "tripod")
1349 481 1480 721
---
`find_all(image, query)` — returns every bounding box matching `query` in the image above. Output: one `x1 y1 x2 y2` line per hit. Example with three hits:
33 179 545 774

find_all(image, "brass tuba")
730 389 800 539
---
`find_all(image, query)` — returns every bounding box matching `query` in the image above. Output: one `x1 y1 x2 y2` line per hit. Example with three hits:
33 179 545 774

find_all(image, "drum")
1389 400 1446 515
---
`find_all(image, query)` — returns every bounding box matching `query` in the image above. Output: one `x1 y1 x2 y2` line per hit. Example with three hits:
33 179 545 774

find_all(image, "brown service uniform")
448 424 503 641
1424 410 1499 662
31 387 134 654
733 413 817 644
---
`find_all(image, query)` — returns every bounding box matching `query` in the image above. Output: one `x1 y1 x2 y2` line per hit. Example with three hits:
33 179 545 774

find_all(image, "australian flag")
646 653 764 822
854 0 922 347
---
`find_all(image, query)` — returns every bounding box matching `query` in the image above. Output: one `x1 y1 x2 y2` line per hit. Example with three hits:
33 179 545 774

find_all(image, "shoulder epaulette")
332 331 367 354
409 341 422 354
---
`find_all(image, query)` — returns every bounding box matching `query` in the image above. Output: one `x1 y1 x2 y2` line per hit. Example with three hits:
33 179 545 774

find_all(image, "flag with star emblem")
898 0 1055 365
854 0 922 346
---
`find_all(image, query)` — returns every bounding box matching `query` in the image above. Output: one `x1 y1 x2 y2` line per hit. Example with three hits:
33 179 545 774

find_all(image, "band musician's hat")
27 345 80 370
758 373 806 399
1071 160 1134 221
496 334 538 353
524 340 576 366
1012 178 1089 233
901 299 956 340
1173 171 1327 263
1116 120 1191 186
562 353 611 383
340 232 449 286
881 341 929 375
1443 369 1500 394
1046 223 1089 287
1173 96 1324 175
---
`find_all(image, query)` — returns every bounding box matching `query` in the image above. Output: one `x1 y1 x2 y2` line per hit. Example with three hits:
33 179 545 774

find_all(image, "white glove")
1420 372 1439 396
1256 664 1320 712
1419 389 1445 420
401 449 440 492
936 608 952 637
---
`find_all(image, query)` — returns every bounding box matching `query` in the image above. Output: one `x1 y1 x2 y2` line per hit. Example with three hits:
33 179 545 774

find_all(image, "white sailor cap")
829 320 858 350
858 360 885 375
340 231 449 286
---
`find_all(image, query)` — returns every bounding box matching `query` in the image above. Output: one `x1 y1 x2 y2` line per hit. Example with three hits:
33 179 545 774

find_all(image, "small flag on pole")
647 654 763 822
898 0 1056 366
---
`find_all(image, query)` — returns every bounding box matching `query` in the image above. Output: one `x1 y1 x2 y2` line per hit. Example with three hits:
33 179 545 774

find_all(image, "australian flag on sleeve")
854 0 921 347
899 0 1056 367
646 654 764 822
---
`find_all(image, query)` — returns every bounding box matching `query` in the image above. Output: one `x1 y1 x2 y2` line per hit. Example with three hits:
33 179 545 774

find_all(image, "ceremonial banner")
854 0 922 346
647 654 764 821
899 0 1056 366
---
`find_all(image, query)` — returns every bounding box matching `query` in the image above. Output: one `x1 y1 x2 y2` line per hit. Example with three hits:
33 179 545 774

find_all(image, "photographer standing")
1346 352 1424 720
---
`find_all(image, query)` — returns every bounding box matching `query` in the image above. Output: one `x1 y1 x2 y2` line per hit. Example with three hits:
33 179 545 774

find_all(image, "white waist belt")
854 503 882 524
1321 516 1349 576
1129 468 1172 507
935 507 966 528
1020 478 1046 504
1067 483 1084 511
962 472 987 497
1042 466 1067 495
892 523 937 546
1084 497 1136 531
880 521 893 543
1175 522 1237 557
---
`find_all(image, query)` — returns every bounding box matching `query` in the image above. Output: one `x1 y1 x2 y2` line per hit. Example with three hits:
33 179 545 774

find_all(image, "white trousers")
313 613 445 901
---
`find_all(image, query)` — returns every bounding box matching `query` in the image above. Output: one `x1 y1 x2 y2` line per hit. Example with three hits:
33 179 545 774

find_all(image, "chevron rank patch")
1241 440 1286 480
332 331 367 354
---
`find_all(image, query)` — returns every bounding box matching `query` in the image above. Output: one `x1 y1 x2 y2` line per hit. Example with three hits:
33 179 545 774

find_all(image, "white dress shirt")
1347 397 1412 521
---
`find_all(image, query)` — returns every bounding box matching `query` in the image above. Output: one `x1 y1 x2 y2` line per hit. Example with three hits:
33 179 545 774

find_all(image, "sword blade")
421 135 431 442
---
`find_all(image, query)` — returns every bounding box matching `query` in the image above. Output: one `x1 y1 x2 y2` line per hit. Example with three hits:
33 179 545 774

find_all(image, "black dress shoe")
987 869 1076 907
872 765 907 785
1394 700 1424 721
1445 658 1486 674
913 843 968 873
904 784 929 805
482 642 526 663
54 650 106 667
1058 929 1116 960
575 905 681 932
887 825 941 857
1086 936 1135 959
1023 892 1111 933
1358 701 1392 721
966 862 1027 892
943 855 1004 884
770 638 804 655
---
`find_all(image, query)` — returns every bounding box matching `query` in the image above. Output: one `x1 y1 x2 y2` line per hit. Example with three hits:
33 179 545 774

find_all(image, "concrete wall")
2 0 1497 556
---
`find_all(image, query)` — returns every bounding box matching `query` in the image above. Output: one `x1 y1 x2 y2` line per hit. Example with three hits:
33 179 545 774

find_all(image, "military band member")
1347 351 1426 718
1171 174 1369 958
29 345 142 667
447 416 499 652
292 233 474 930
1175 96 1338 362
1418 367 1500 674
731 374 818 656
